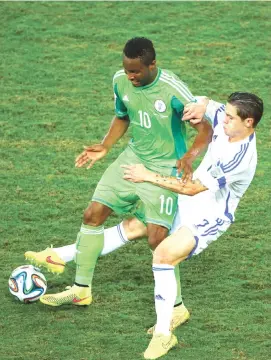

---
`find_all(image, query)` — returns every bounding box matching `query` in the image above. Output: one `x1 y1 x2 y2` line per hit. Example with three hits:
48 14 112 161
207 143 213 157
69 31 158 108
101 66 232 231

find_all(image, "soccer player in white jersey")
122 91 264 359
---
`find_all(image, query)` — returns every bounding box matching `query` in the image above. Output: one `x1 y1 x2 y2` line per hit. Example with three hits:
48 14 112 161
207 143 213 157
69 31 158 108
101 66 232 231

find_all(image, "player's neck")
228 129 255 143
147 68 158 85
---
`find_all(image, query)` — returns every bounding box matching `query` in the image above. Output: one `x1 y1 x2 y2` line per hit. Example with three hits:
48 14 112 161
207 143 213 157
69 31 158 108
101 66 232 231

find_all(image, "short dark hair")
123 37 156 66
227 92 263 127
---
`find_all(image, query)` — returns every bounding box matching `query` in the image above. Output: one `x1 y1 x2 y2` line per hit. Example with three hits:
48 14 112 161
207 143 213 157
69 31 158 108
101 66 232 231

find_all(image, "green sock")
174 265 183 305
75 224 104 286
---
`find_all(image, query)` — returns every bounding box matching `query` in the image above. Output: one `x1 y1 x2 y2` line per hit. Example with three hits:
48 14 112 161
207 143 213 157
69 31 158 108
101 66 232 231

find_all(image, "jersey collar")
139 68 161 90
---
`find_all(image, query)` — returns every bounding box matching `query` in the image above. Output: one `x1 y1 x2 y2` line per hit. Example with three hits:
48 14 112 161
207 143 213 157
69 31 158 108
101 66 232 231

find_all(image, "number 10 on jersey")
159 195 173 215
138 110 151 129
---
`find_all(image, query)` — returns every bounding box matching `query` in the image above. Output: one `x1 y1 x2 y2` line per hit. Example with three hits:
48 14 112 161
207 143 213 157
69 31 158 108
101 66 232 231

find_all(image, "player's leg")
123 216 147 240
169 206 191 328
170 210 184 306
137 184 189 331
25 217 147 273
40 148 140 306
147 223 169 250
147 223 175 336
152 227 195 334
40 201 112 306
146 207 233 359
147 264 189 335
144 226 195 359
74 201 111 285
75 147 144 289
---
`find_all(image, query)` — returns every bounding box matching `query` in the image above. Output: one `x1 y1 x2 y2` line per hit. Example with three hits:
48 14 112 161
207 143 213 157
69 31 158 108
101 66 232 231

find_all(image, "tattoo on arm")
152 173 206 194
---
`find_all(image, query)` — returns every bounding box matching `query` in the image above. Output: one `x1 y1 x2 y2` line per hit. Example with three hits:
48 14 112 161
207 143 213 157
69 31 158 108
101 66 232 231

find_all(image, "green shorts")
92 147 178 229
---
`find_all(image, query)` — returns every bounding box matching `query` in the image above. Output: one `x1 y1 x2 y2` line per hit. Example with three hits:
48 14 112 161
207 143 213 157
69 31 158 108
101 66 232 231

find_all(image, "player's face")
224 103 249 138
123 56 156 87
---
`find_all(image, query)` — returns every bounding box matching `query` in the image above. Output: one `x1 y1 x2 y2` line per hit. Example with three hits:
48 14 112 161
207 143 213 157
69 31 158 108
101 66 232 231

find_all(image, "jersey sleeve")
197 145 256 193
113 79 128 118
172 76 195 104
204 100 225 128
113 70 128 118
161 70 195 113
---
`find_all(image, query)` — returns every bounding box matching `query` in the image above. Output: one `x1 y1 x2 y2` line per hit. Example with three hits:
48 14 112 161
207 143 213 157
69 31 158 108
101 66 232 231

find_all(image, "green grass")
1 2 270 360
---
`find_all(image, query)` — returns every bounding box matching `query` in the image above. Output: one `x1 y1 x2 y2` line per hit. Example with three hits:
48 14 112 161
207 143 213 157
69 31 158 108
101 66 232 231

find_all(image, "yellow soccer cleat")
147 303 190 335
144 332 178 359
40 284 92 307
25 247 66 274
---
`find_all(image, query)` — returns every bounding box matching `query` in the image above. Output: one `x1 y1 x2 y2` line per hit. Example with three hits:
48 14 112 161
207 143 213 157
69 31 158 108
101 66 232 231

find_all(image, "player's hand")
121 164 150 183
182 102 207 125
75 144 109 169
176 156 193 183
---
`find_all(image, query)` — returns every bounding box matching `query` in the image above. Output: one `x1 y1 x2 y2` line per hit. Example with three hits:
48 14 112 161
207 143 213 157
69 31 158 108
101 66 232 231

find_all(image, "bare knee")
147 224 169 250
153 246 173 265
122 217 147 240
153 226 196 265
83 202 112 226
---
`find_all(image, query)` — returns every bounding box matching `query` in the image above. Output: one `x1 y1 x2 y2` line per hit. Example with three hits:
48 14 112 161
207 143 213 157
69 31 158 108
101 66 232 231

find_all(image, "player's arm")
75 116 129 169
101 80 130 149
197 152 256 195
170 93 212 182
182 97 226 127
182 96 209 124
177 119 213 182
76 79 130 169
178 97 229 180
122 164 208 196
102 115 130 149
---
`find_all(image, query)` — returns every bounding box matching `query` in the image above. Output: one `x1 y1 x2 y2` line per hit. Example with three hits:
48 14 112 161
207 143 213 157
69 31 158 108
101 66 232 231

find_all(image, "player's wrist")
100 141 112 152
195 96 209 105
180 152 196 163
204 99 218 121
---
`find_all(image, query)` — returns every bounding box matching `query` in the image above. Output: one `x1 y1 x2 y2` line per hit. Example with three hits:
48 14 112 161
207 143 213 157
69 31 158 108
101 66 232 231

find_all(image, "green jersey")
113 67 195 175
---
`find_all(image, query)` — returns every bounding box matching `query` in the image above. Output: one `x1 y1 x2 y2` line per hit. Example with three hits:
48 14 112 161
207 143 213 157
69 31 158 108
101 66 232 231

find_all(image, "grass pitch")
1 2 270 360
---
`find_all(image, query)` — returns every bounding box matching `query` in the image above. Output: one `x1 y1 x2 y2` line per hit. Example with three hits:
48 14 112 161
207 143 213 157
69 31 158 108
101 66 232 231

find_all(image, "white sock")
53 222 130 262
100 222 129 256
152 263 177 336
54 244 76 262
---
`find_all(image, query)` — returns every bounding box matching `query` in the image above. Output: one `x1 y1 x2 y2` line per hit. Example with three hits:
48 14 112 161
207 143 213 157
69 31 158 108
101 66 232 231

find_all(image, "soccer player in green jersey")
39 37 212 307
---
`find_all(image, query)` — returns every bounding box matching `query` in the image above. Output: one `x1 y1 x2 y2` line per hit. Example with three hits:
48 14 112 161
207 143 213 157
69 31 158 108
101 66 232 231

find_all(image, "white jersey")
172 100 257 256
194 100 257 222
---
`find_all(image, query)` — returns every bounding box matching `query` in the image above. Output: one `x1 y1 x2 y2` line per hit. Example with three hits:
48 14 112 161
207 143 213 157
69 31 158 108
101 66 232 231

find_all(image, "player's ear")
149 60 156 70
244 117 254 128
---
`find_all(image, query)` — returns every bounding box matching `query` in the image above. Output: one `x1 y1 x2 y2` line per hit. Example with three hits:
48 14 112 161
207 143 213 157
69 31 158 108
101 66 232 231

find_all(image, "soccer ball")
8 265 47 303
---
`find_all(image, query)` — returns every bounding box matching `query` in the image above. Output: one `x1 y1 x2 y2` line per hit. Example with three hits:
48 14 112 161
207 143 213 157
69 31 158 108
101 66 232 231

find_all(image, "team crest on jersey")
154 100 166 113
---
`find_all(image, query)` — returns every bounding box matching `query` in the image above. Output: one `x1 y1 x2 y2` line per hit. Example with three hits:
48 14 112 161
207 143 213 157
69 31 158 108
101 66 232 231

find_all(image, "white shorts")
170 191 232 257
